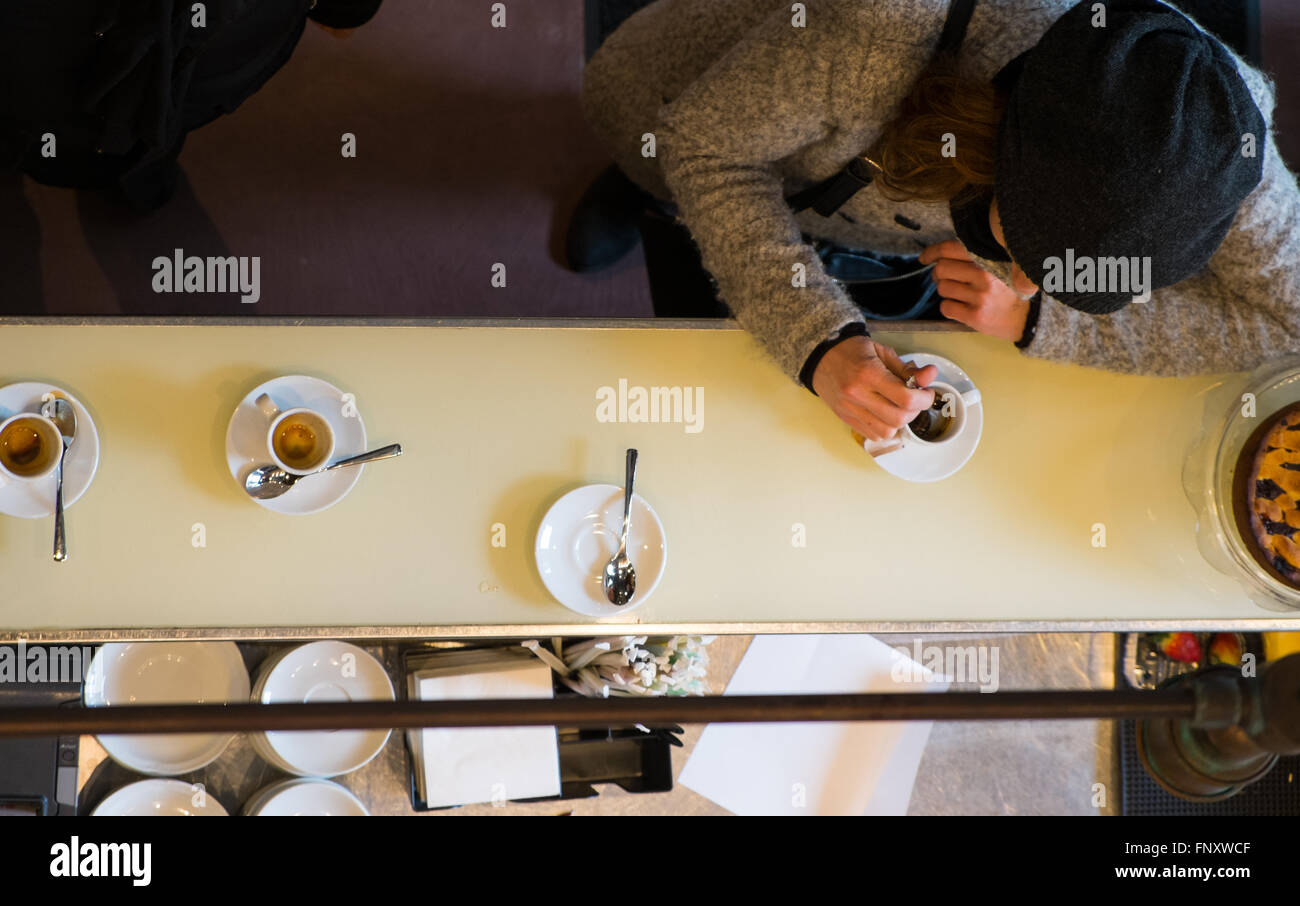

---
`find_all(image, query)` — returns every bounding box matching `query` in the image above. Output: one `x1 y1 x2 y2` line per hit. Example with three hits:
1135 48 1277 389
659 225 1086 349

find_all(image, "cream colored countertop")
0 319 1291 640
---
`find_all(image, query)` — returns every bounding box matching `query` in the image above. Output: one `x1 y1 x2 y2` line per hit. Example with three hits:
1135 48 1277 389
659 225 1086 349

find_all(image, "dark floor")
8 1 652 318
1261 0 1300 170
3 1 1297 318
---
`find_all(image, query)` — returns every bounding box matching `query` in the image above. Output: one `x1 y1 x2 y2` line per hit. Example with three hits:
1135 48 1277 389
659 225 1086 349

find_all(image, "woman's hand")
811 337 938 441
919 240 1031 341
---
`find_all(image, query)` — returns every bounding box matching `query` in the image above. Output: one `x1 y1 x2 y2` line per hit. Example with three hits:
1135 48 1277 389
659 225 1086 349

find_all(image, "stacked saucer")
248 641 394 777
84 642 250 775
92 779 229 816
242 779 369 816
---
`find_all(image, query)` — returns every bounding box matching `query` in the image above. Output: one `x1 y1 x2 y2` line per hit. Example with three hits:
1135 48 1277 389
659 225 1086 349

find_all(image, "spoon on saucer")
602 448 638 606
40 398 76 562
244 443 402 500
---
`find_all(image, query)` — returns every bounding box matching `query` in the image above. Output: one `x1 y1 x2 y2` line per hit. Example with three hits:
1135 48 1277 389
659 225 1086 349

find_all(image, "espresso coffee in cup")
908 396 953 442
858 379 981 457
254 394 336 475
901 381 971 445
274 419 322 469
0 414 63 481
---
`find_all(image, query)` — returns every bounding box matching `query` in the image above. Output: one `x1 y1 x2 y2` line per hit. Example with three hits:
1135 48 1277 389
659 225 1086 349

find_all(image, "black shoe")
564 165 648 272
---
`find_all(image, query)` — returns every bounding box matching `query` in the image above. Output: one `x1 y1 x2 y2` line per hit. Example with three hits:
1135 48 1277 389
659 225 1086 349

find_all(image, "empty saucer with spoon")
535 452 667 617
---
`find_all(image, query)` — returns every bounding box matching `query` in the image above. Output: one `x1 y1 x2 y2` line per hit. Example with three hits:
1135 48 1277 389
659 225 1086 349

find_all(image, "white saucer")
868 353 983 483
251 642 394 777
0 382 100 519
243 779 369 816
535 483 667 617
84 642 250 776
225 375 367 515
92 779 229 816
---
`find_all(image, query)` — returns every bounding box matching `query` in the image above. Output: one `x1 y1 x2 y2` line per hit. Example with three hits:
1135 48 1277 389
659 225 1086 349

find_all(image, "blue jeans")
814 242 940 321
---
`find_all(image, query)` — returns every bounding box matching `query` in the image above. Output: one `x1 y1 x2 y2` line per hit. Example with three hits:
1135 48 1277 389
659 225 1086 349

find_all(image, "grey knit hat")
992 0 1266 314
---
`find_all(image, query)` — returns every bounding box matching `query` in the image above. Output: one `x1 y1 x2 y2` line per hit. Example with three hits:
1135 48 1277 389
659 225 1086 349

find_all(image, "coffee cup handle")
254 393 280 422
960 387 981 407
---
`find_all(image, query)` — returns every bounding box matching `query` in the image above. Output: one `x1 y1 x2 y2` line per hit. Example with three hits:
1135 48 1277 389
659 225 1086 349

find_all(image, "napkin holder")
400 647 676 811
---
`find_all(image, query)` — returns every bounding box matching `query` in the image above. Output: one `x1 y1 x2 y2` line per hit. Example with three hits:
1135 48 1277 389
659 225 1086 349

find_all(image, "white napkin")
679 634 945 816
415 662 561 808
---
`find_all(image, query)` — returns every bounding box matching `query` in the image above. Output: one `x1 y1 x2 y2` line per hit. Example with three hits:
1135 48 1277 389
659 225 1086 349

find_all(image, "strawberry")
1153 632 1203 663
1208 633 1243 666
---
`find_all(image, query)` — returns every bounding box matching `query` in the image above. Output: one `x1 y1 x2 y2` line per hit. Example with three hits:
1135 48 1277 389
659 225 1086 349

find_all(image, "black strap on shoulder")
935 0 977 58
786 0 978 217
786 156 879 217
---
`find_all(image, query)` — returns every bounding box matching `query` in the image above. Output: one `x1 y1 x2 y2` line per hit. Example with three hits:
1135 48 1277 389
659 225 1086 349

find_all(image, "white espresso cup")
254 394 336 476
863 380 981 458
0 413 64 485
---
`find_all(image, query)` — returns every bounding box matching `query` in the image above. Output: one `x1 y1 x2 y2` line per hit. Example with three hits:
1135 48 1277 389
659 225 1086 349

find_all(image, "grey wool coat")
581 0 1300 384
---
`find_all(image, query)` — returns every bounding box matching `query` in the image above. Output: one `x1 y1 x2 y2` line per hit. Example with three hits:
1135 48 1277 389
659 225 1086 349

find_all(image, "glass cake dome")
1183 355 1300 612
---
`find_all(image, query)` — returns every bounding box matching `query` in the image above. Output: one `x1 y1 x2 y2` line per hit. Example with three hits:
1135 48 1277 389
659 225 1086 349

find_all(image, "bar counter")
1 317 1293 642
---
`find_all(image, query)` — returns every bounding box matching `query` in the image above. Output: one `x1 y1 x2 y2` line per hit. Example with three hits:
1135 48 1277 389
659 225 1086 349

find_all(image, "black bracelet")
1014 292 1042 349
800 322 871 394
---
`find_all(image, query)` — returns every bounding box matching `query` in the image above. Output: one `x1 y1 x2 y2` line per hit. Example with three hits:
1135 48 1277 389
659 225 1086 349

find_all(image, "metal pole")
0 689 1197 737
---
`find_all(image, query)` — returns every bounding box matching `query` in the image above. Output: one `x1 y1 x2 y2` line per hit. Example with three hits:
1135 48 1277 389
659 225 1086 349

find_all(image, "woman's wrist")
1014 291 1042 349
801 322 871 394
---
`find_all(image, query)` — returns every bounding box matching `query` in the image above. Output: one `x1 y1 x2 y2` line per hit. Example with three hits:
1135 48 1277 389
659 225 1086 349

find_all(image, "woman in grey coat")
581 0 1299 444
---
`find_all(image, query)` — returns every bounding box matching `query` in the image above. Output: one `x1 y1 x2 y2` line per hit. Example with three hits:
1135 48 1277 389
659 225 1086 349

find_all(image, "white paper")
416 663 561 808
679 634 945 816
